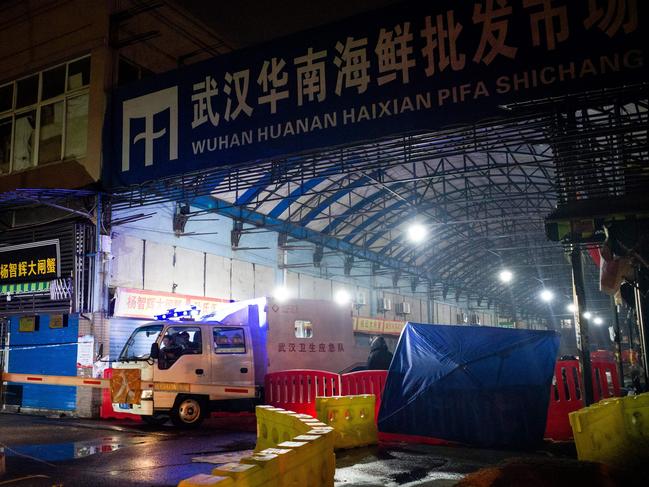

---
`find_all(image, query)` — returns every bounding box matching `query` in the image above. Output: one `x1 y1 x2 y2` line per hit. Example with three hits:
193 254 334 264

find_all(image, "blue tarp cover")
378 323 560 448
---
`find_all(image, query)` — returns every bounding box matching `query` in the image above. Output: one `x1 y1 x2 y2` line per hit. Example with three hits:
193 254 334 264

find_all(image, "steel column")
612 297 625 387
571 247 594 406
634 269 649 390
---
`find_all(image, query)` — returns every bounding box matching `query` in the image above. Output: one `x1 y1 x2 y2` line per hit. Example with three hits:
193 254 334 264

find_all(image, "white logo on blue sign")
121 87 179 172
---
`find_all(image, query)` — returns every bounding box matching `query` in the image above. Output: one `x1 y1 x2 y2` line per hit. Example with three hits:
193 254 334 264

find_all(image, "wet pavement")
0 412 257 486
0 412 582 486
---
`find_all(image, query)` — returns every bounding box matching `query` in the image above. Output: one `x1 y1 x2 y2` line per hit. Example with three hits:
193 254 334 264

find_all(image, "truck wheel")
171 396 205 428
141 413 169 426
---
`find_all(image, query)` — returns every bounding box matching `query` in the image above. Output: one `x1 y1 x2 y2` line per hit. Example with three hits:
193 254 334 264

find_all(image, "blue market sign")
104 0 646 187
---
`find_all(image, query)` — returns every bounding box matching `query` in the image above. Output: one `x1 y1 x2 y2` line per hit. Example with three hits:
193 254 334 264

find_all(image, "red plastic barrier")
339 370 455 445
100 368 141 421
264 369 340 417
544 360 583 441
590 350 614 362
341 370 388 419
544 358 621 441
592 360 621 402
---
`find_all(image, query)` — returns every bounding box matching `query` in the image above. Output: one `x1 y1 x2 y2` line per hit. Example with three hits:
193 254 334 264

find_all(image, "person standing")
367 336 393 370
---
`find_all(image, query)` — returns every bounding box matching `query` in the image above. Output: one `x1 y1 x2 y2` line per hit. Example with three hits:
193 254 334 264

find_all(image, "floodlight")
334 289 351 306
407 223 427 243
499 270 513 283
540 289 554 302
273 286 290 303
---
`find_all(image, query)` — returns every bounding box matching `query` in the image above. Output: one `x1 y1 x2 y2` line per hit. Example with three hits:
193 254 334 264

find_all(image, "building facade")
0 0 230 416
1 0 519 418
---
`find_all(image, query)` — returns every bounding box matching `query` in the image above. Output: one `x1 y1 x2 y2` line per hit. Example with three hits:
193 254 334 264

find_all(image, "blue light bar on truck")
154 305 201 321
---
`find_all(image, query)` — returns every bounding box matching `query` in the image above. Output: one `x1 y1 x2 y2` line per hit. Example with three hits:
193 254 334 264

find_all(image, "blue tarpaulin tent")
378 323 560 448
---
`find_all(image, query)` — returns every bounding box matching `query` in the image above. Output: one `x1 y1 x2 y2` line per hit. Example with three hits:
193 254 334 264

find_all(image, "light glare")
407 223 427 243
273 286 290 302
593 316 604 325
567 303 576 313
334 289 351 306
540 289 554 302
583 311 592 320
499 270 513 283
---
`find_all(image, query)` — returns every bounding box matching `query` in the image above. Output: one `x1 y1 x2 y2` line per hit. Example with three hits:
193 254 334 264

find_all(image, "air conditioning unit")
395 302 411 315
378 297 392 312
354 292 367 306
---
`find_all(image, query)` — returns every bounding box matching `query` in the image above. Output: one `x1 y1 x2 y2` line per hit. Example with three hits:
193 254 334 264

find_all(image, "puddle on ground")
191 449 254 464
7 437 132 462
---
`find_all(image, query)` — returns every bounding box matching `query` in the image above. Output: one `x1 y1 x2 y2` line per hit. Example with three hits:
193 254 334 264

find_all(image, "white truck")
112 297 369 426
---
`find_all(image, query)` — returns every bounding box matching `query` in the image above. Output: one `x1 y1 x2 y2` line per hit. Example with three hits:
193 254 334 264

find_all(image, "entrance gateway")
1 2 645 417
104 1 647 406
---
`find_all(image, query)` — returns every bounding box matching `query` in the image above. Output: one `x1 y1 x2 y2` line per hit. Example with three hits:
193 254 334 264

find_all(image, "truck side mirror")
150 342 160 359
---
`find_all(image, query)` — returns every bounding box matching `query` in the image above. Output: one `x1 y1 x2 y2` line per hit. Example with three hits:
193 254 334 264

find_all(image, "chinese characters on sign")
277 342 345 353
113 287 230 319
77 335 95 369
352 316 406 335
0 259 56 279
0 240 60 285
110 0 645 187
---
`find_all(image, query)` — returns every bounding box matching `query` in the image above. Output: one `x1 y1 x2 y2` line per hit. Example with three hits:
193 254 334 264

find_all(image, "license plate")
118 403 132 409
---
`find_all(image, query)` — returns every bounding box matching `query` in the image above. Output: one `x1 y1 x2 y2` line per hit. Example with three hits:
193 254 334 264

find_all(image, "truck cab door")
154 325 210 409
210 326 254 387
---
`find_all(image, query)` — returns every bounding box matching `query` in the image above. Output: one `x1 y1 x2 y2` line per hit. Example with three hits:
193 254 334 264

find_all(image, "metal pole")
633 270 649 390
571 247 595 406
612 297 624 387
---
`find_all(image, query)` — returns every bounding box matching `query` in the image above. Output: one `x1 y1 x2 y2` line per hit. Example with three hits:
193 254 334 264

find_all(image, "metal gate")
0 317 7 408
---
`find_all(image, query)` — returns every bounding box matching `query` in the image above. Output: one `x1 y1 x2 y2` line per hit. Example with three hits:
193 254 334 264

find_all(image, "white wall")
143 241 174 292
173 247 204 296
205 254 231 299
110 204 498 326
231 259 255 301
110 233 143 289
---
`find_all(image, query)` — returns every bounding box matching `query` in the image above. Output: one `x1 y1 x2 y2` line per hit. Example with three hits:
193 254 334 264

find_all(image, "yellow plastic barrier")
316 394 378 449
569 392 649 468
178 473 235 486
254 405 329 451
622 393 649 445
178 405 335 487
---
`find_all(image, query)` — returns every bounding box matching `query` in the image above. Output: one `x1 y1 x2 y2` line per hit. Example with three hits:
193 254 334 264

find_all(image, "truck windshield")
119 324 163 361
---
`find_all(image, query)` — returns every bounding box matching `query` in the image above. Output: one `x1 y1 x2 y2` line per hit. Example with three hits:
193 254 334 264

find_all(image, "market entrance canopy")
104 0 646 188
378 323 560 448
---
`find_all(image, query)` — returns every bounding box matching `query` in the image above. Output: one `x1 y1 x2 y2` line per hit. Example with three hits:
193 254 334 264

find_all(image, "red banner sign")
114 287 230 319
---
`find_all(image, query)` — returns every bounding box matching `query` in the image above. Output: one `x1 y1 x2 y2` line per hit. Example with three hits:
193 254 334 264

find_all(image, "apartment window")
0 55 90 175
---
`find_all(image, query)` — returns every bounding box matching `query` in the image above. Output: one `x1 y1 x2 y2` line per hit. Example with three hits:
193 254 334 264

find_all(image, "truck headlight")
141 390 153 400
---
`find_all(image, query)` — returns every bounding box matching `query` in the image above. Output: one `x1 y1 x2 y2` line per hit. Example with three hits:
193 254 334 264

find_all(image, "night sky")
177 0 401 48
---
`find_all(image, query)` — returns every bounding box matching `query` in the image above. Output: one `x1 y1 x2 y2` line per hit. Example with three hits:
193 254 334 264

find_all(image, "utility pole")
571 247 595 406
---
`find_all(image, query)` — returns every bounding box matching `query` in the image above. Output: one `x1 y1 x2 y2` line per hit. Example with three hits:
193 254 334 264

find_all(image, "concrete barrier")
178 405 335 487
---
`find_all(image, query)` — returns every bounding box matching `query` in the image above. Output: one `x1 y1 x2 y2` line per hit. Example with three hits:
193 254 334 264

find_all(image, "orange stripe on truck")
224 388 249 394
